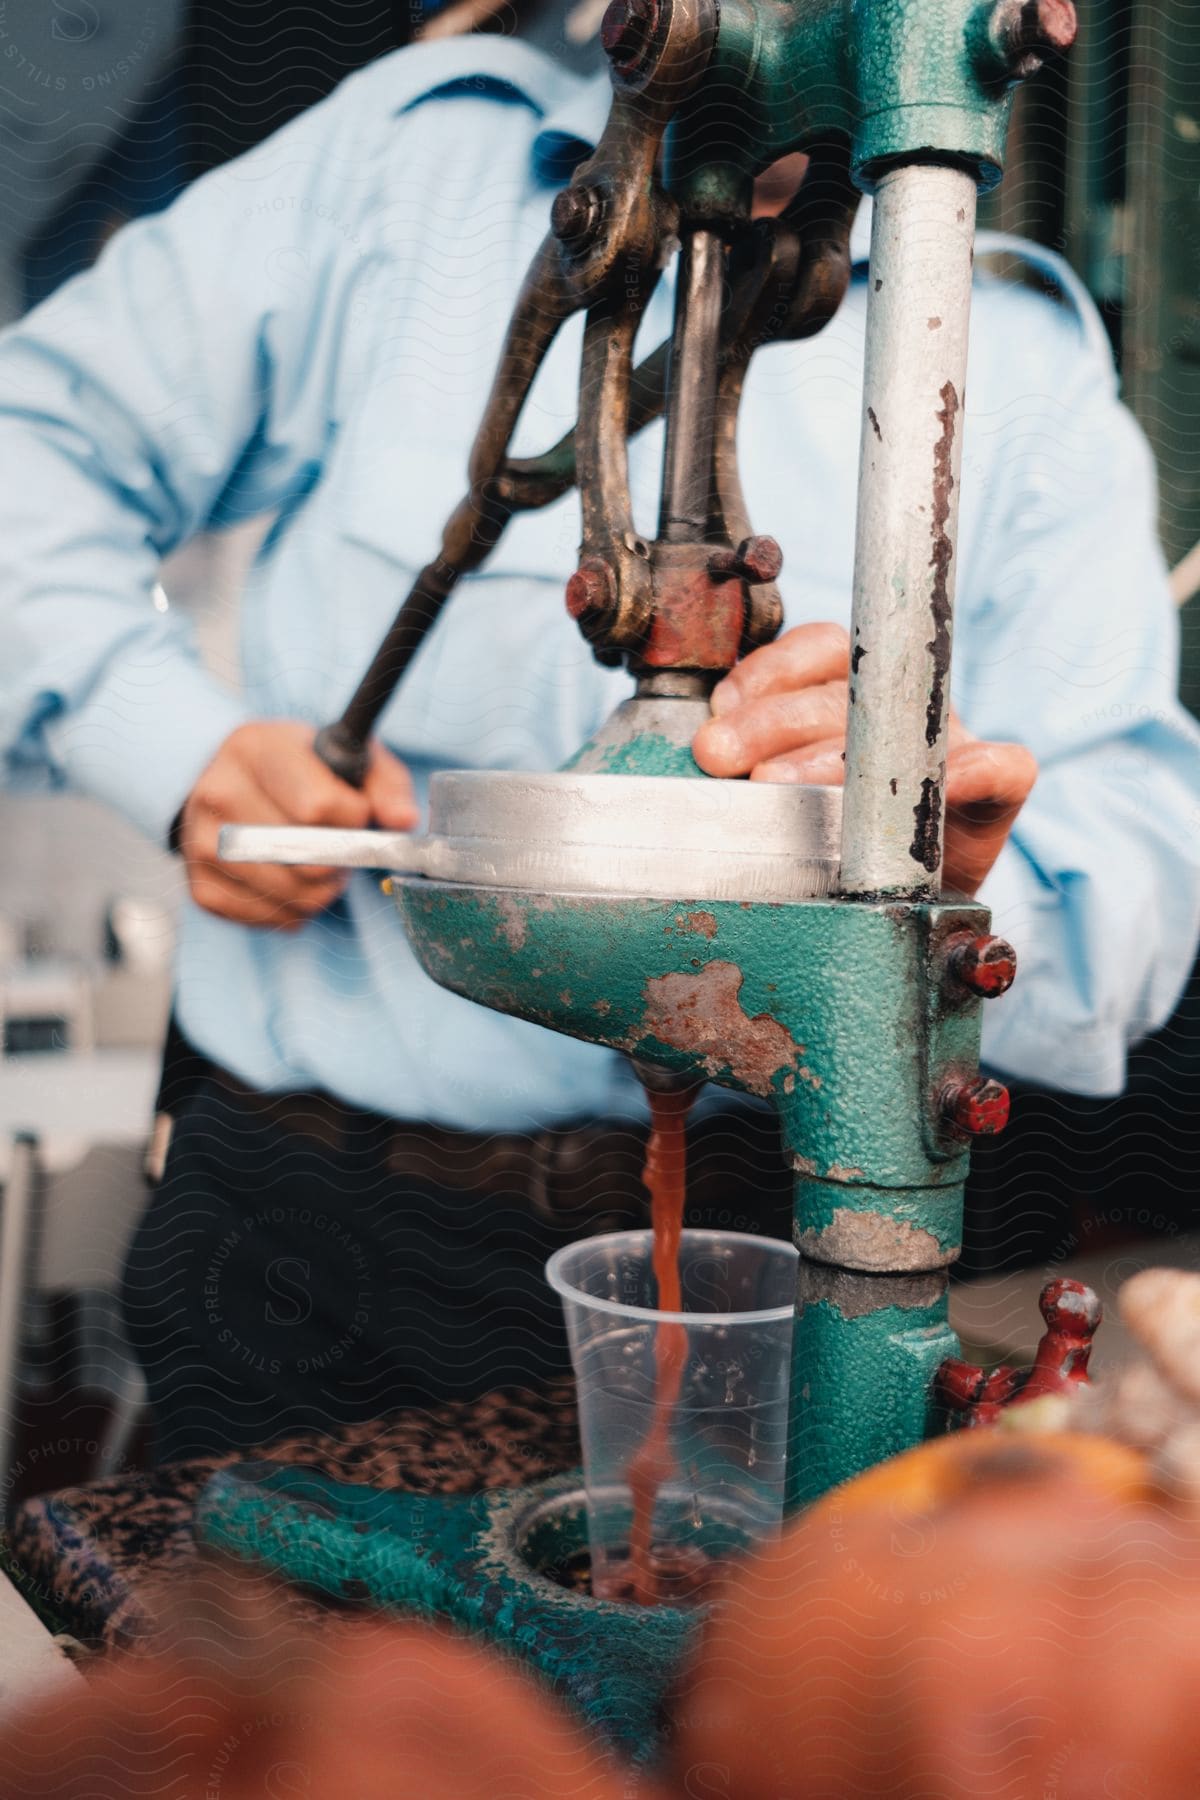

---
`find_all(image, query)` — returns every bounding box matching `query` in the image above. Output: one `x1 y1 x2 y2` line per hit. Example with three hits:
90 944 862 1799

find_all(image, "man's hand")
180 722 419 929
692 623 1038 897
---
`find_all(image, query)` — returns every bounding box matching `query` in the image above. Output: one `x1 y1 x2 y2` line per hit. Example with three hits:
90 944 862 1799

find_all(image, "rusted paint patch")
927 316 942 331
676 910 718 939
797 1207 955 1274
493 894 528 951
640 961 818 1097
825 1164 866 1182
798 1262 949 1319
851 642 867 675
910 777 941 874
926 381 959 751
866 405 882 442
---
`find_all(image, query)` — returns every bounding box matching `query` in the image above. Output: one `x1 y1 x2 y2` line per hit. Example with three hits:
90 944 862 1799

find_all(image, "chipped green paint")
789 1283 959 1505
205 870 999 1711
667 0 1022 207
393 881 989 1503
394 883 983 1202
196 1466 696 1762
793 1178 965 1268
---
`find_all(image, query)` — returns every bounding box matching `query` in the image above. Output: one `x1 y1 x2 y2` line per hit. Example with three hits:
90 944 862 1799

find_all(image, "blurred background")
0 0 1196 1507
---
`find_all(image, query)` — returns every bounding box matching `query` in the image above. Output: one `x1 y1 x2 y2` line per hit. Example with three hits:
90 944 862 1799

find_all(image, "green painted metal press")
208 0 1078 1753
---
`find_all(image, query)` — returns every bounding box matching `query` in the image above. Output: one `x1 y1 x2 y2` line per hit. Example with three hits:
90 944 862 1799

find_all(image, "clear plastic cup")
545 1228 798 1606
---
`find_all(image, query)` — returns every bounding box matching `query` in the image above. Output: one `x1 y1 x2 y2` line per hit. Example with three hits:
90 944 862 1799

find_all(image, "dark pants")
120 1064 792 1465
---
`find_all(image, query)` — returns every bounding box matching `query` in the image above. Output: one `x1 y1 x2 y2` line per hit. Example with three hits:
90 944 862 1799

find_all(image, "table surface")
0 1566 83 1717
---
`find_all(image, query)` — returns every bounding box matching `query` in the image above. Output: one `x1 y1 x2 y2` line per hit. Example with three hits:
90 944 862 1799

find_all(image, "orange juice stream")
625 1086 693 1606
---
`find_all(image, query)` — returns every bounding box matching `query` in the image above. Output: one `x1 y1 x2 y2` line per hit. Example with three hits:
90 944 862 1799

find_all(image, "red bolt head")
736 535 784 586
948 933 1018 999
565 556 617 625
942 1077 1011 1138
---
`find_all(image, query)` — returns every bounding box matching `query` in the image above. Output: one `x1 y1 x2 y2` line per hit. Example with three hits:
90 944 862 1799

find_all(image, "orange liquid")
625 1086 693 1606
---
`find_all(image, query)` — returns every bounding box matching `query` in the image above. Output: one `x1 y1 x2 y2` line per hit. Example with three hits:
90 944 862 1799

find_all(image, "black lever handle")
312 493 506 789
313 568 455 788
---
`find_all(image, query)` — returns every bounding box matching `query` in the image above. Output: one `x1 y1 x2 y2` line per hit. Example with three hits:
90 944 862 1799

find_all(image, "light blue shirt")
1 40 1197 1122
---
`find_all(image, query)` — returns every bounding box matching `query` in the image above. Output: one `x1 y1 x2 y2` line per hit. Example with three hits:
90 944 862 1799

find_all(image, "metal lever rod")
313 341 675 789
658 226 724 544
218 825 428 873
839 163 978 898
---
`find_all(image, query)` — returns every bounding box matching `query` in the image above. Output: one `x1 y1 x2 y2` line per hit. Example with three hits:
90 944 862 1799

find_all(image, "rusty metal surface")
795 1208 953 1275
392 883 986 1213
310 4 869 765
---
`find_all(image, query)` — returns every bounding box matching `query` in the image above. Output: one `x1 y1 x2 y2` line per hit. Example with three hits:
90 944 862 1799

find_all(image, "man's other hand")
180 722 419 930
692 623 1038 897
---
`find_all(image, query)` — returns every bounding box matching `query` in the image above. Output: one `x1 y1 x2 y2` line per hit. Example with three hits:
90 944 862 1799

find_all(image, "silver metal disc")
423 771 841 901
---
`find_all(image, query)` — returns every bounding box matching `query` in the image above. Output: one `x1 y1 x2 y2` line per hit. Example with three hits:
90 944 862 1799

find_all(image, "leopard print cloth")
7 1384 580 1649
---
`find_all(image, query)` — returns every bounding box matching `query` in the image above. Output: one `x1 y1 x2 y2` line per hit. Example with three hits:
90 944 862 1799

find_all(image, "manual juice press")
202 0 1083 1752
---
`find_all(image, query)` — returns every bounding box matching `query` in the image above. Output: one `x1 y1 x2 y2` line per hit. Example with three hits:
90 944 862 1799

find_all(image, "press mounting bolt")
566 556 618 628
946 933 1018 999
941 1077 1011 1139
708 536 784 586
551 185 603 251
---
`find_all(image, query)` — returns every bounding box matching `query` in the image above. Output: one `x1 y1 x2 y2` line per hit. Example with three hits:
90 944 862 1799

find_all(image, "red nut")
735 535 784 585
947 933 1018 999
708 536 784 586
565 556 618 626
941 1076 1011 1138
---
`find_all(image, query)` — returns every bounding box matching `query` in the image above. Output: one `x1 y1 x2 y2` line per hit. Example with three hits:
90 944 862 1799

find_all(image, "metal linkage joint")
707 536 784 586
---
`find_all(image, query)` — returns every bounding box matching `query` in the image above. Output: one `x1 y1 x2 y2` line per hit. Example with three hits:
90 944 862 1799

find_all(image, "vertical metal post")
840 164 978 896
658 228 724 543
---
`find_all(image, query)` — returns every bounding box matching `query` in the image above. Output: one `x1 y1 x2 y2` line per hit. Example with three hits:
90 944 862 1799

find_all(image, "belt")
156 1039 652 1232
150 1031 790 1234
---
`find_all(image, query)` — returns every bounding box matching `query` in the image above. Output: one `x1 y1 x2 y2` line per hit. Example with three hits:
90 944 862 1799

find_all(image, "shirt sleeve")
959 282 1200 1097
0 65 393 846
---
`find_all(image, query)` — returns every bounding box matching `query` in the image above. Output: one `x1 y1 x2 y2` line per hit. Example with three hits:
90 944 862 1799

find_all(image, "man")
1 38 1196 1460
